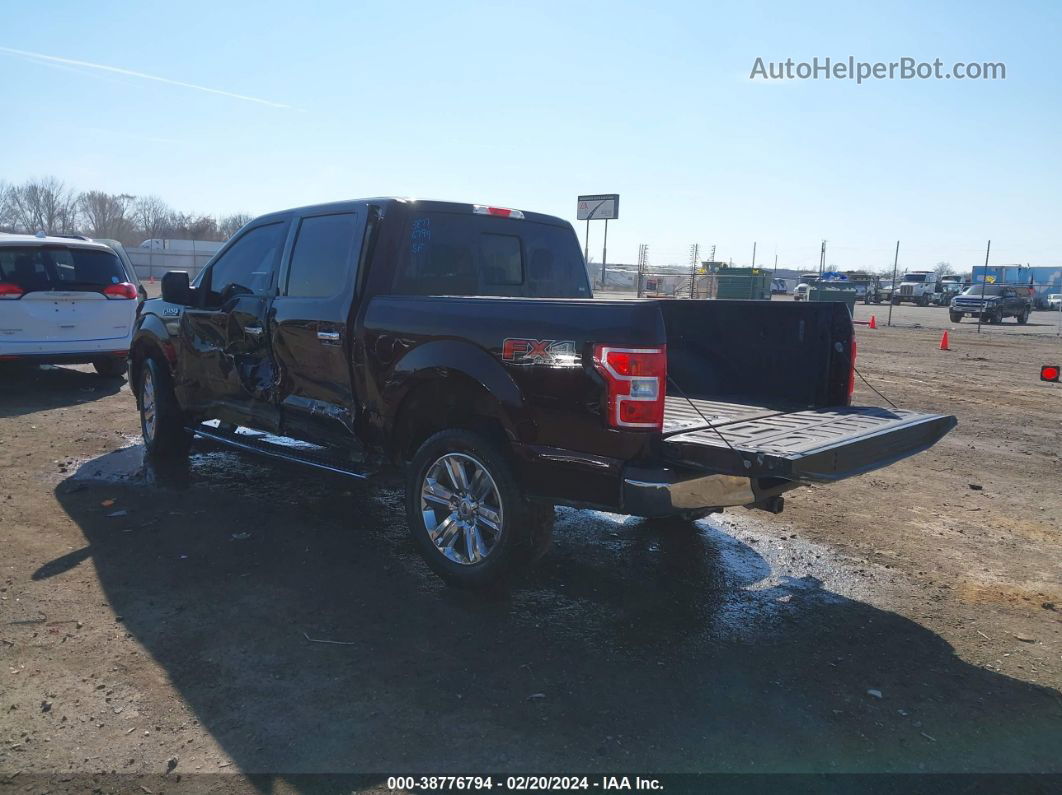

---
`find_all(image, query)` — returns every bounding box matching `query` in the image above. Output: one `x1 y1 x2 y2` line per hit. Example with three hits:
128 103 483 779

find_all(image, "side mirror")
161 271 191 305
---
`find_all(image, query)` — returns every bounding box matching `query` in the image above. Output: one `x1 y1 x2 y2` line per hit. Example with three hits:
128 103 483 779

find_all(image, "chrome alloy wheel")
141 368 157 443
420 452 504 565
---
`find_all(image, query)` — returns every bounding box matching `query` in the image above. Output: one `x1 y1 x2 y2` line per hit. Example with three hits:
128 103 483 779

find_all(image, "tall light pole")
976 240 991 334
887 240 900 327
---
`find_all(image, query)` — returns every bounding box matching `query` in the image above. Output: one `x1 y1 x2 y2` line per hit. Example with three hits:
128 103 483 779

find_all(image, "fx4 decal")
501 338 578 366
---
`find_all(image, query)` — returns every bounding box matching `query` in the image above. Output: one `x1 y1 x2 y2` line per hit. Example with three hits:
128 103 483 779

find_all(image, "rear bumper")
621 465 795 517
0 350 127 365
0 334 133 357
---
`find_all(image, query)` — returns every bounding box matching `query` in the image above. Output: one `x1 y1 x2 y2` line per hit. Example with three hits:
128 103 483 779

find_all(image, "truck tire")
919 294 929 307
93 357 128 378
990 310 1003 324
406 428 549 588
138 357 191 460
1017 309 1030 325
949 311 962 323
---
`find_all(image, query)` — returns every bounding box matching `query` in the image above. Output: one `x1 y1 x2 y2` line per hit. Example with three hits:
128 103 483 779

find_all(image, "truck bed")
661 395 956 483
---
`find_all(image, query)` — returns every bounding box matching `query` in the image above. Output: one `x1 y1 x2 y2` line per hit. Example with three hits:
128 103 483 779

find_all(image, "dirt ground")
1 302 1060 790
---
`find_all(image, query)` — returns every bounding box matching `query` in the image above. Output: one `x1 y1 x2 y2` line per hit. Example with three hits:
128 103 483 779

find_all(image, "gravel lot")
1 301 1059 789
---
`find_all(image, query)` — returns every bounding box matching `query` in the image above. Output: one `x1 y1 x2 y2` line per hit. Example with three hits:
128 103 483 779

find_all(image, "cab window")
204 222 286 306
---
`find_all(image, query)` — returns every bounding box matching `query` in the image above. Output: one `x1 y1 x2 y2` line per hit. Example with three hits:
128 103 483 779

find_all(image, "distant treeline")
0 176 251 246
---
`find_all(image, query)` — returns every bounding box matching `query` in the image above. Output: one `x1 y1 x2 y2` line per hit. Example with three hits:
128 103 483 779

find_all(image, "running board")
189 423 373 481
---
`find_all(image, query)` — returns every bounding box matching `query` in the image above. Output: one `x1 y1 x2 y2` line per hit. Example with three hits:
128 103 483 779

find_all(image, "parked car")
792 282 810 301
130 199 956 588
0 233 138 376
949 284 1033 324
1048 293 1062 311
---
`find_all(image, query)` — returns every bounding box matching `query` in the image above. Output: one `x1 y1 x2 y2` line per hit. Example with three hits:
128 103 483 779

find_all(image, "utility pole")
689 244 700 299
773 253 778 275
600 219 609 287
584 219 590 272
636 244 649 298
976 239 991 334
887 240 900 327
751 241 757 269
819 240 827 277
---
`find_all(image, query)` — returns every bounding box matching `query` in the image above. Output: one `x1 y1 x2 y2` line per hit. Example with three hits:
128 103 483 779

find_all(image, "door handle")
317 330 341 342
244 326 264 337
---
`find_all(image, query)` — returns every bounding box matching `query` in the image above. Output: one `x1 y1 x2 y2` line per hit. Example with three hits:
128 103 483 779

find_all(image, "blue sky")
2 0 1058 271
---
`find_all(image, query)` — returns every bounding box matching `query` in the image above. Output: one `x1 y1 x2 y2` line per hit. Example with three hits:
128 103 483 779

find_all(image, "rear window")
392 212 590 298
0 246 127 293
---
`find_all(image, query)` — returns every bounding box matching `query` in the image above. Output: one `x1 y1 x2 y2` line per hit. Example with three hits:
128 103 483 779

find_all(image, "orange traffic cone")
939 331 950 351
868 315 877 329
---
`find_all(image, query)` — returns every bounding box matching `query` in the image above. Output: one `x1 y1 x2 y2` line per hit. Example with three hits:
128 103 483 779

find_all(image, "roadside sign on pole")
577 194 619 221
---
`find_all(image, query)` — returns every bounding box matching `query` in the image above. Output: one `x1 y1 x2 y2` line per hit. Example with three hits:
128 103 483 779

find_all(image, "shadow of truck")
41 444 1062 782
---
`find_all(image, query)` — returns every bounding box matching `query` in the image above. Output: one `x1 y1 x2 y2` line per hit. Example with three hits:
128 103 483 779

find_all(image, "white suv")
0 233 140 376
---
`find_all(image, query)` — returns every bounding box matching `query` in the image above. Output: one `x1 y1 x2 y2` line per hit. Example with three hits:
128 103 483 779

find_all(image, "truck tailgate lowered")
661 397 957 483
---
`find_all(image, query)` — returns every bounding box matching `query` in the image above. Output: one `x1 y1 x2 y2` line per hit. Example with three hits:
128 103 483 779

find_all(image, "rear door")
176 220 288 430
271 209 366 444
0 244 136 355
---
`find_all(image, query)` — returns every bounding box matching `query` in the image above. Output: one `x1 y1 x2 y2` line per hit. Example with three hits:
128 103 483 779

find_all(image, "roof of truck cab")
252 198 570 227
0 232 114 251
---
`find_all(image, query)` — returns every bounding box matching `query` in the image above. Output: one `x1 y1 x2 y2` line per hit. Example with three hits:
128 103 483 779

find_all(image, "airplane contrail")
0 45 290 109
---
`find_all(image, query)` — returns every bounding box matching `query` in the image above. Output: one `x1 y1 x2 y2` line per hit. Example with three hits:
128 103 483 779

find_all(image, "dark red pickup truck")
130 199 956 587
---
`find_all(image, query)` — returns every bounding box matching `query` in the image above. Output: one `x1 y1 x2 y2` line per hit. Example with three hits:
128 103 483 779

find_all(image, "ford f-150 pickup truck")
130 198 956 587
950 283 1033 324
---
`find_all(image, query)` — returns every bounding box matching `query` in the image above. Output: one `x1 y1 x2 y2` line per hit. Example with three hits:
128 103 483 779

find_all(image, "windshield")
961 284 1002 296
902 273 928 282
0 245 127 293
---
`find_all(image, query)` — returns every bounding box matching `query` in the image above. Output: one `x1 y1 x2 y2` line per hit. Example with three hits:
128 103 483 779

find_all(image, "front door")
176 220 289 431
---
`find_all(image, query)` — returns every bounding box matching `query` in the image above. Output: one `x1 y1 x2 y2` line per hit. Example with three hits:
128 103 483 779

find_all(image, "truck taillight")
592 345 667 430
0 282 24 299
103 282 138 300
848 339 857 402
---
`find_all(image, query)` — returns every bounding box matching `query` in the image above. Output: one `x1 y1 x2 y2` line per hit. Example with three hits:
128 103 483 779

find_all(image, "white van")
0 233 139 376
793 283 810 301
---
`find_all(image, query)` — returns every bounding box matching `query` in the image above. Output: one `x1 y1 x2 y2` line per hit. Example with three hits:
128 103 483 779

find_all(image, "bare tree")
171 213 220 240
79 191 135 241
0 181 12 231
934 261 955 279
218 212 252 239
5 177 78 234
133 195 175 242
